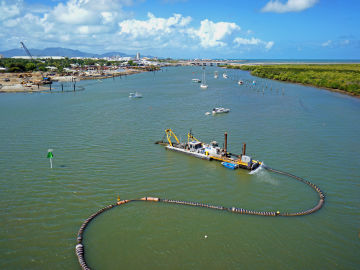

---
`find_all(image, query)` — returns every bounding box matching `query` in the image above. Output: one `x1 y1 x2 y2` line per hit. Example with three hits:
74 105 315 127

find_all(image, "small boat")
129 92 143 98
252 80 256 85
192 78 201 83
200 68 208 89
221 162 238 169
238 80 243 85
212 107 230 114
214 71 218 79
223 73 228 79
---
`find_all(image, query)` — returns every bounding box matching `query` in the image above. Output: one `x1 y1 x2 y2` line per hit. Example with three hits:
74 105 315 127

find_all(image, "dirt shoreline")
0 69 143 93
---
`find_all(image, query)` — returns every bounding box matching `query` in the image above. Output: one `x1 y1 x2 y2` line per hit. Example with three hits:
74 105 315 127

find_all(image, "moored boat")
212 107 230 114
129 92 143 98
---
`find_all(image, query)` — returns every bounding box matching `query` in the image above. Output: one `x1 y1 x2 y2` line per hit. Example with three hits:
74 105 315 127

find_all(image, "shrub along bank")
228 64 360 96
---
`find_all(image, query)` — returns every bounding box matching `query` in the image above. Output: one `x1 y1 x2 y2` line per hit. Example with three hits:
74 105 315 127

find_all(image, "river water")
1 66 359 269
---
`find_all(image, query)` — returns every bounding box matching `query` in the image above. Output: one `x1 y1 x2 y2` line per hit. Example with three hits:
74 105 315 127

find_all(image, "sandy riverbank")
0 69 143 93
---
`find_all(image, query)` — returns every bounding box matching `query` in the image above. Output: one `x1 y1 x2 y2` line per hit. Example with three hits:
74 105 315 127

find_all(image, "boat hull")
166 145 211 160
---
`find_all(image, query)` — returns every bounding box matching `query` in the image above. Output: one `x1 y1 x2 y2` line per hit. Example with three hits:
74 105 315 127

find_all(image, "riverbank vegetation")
228 64 360 96
0 58 116 73
0 58 160 73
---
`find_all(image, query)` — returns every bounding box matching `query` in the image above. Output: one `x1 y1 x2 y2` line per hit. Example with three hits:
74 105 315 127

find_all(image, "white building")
136 52 140 60
11 56 65 60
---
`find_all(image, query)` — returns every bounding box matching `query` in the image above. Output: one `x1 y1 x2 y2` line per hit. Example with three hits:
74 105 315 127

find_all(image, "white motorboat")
192 78 201 83
212 107 230 114
129 92 143 98
223 73 228 79
238 80 243 85
214 71 218 79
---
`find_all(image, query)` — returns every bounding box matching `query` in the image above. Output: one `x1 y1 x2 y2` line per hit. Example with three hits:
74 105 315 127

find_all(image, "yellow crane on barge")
156 129 262 171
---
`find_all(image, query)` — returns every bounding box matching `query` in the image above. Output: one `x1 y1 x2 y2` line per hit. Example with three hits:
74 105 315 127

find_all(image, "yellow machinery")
165 129 180 147
187 130 200 144
161 129 262 170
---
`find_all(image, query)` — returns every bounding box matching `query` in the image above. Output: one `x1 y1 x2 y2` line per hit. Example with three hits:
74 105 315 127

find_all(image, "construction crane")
20 42 33 60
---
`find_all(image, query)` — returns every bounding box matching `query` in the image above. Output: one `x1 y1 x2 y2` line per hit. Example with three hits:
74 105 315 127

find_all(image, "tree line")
0 58 125 73
228 64 360 95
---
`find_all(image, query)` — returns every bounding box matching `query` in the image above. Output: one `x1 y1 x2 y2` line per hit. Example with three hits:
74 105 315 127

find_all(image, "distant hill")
0 47 131 58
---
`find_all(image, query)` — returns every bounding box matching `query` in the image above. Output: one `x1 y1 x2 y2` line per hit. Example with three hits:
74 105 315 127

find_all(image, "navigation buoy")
47 149 54 168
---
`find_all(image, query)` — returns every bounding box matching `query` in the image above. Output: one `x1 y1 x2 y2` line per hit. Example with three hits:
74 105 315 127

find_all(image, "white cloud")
234 37 261 46
0 0 275 56
117 13 194 50
261 0 318 13
188 19 240 48
321 39 359 48
322 40 332 47
234 37 274 50
265 41 275 50
119 12 191 38
51 0 124 25
0 0 22 21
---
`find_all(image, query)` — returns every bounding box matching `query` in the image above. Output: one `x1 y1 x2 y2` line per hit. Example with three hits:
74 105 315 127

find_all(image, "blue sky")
0 0 359 59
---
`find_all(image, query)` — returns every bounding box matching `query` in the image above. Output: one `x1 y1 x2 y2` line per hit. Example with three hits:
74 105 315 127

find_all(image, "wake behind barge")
156 129 261 171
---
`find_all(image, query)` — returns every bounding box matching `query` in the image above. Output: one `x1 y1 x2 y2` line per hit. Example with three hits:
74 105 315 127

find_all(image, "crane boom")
165 129 180 147
20 42 33 60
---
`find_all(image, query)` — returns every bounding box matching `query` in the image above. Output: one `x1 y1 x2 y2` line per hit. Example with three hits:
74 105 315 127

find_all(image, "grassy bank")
227 64 360 96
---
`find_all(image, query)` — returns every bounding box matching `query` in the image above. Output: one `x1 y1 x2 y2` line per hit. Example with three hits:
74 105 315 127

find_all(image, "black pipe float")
75 167 325 269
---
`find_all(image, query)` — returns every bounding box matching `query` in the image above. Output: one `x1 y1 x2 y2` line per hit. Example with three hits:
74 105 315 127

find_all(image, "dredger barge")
155 129 262 171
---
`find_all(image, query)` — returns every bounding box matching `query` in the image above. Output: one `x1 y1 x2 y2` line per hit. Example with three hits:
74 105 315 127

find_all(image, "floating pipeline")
75 166 325 269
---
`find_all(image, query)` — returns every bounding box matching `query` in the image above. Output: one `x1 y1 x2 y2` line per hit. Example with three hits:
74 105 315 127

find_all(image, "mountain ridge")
0 47 132 58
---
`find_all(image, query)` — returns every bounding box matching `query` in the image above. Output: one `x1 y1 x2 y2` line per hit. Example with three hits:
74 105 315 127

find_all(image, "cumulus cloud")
0 0 22 21
188 19 240 48
0 0 275 55
51 0 124 25
118 13 194 49
261 0 318 13
119 12 191 38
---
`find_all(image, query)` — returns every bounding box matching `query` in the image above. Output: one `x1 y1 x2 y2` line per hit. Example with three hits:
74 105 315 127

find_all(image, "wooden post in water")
61 84 63 92
224 132 228 155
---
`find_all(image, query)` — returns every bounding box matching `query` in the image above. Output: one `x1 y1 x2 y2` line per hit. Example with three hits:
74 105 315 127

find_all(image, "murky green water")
1 67 359 269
